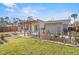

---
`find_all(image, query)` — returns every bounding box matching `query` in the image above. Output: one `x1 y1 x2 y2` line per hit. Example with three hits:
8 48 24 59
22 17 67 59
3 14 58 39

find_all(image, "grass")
0 38 79 55
0 32 8 35
0 32 4 34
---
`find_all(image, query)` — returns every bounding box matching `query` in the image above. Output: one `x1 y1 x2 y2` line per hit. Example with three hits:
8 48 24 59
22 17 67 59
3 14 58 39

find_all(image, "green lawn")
0 38 79 55
0 32 4 34
0 32 8 35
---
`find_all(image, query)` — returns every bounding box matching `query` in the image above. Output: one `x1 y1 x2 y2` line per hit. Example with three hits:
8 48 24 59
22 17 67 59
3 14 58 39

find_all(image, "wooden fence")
0 26 18 32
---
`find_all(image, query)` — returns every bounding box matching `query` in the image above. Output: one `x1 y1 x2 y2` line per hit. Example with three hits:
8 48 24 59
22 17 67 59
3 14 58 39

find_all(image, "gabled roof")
20 19 44 25
56 19 71 21
45 21 62 24
45 19 70 24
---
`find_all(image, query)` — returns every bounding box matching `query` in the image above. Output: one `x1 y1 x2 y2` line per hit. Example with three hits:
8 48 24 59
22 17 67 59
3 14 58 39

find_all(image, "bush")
76 37 79 43
3 39 8 42
0 40 4 44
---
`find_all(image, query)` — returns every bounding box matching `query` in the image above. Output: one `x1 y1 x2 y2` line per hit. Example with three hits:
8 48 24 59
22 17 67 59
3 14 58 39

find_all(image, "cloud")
1 3 46 19
2 3 16 8
20 5 47 19
48 9 75 20
2 3 16 12
6 8 15 12
21 6 39 17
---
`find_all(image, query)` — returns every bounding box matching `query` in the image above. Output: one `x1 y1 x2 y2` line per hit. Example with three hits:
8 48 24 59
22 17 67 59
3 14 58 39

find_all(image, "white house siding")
25 19 70 39
38 21 45 29
26 20 45 38
37 20 45 37
45 23 63 35
31 24 35 33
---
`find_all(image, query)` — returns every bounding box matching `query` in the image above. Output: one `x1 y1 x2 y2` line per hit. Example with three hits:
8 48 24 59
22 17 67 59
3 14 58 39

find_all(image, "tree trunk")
24 29 26 36
24 24 26 36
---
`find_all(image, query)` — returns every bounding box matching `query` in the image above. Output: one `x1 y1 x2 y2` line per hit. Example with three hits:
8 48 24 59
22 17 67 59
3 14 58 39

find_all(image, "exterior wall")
37 21 45 38
60 20 70 29
45 23 63 35
38 21 45 29
22 21 38 35
20 19 70 38
25 20 45 34
37 21 45 33
31 23 38 33
31 24 35 32
44 20 70 35
61 20 70 35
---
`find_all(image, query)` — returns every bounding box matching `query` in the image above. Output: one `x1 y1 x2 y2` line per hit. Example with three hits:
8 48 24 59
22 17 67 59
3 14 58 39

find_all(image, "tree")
24 16 33 36
18 19 23 33
12 18 19 33
0 17 5 41
16 18 22 32
0 17 5 32
27 16 33 21
0 17 4 24
71 13 78 44
5 17 9 24
23 20 26 36
71 14 78 26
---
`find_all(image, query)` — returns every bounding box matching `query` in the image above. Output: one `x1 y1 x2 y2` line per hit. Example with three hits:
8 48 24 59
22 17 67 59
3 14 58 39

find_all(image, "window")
63 24 68 29
63 24 68 32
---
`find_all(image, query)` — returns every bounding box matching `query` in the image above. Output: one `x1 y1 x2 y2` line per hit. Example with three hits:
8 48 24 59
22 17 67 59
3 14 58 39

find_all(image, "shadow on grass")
0 40 8 44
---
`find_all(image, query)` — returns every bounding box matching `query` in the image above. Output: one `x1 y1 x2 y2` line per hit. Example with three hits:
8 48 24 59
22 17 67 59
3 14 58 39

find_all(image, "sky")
0 3 79 21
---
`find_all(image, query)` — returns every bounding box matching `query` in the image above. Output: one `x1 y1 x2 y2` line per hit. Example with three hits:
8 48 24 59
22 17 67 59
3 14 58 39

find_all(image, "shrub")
0 40 4 44
76 37 79 43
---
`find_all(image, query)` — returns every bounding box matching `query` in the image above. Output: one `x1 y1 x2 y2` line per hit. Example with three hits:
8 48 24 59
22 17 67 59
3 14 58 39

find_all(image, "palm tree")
71 13 78 44
71 14 78 26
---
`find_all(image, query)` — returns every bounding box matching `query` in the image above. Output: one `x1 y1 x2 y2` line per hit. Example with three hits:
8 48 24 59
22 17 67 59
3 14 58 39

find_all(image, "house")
44 19 70 36
45 21 63 35
20 19 70 39
20 19 44 37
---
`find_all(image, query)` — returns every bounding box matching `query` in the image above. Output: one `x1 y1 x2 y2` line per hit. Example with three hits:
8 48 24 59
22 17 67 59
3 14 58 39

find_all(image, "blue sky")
0 3 79 21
